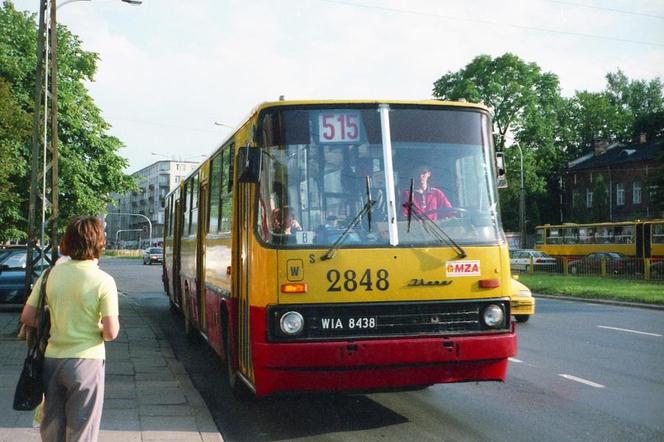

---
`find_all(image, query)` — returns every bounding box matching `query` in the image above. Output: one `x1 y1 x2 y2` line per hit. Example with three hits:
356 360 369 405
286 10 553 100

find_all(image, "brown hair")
61 216 106 260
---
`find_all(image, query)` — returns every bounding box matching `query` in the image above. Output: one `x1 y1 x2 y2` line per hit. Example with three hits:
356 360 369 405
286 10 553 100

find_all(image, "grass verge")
518 274 664 305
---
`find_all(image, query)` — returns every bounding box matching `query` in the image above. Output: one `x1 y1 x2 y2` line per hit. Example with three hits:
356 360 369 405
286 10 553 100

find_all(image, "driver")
401 165 452 220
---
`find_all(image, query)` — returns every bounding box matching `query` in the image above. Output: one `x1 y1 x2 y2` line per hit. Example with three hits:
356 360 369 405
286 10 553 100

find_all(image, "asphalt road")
102 258 664 442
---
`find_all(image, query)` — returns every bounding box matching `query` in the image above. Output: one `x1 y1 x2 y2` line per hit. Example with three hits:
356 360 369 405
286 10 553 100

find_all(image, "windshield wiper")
321 177 375 261
403 192 467 259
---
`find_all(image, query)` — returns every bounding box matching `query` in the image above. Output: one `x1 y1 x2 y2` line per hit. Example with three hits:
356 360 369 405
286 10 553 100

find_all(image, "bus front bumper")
251 331 516 396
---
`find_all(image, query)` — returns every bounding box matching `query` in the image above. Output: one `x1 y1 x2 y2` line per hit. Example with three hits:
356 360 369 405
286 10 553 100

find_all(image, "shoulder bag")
13 267 52 411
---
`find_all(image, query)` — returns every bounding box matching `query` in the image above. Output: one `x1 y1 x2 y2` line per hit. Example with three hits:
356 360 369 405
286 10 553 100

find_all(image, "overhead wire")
313 0 664 48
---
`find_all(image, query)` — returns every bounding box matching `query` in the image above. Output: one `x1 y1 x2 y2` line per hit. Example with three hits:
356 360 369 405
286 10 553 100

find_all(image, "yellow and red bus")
535 220 664 259
162 100 520 397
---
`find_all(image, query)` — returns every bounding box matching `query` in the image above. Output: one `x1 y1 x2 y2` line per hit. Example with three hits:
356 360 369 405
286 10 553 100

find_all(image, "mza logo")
445 260 480 277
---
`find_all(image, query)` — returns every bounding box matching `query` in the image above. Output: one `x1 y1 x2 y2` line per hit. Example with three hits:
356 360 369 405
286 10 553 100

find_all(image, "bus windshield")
257 104 502 248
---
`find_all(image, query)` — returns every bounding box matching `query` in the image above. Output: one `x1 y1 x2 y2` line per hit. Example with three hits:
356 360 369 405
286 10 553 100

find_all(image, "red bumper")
251 308 516 396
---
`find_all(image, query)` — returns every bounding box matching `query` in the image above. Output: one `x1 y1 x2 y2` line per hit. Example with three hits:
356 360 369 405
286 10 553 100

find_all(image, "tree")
0 78 30 240
432 53 563 231
0 1 134 241
605 70 664 140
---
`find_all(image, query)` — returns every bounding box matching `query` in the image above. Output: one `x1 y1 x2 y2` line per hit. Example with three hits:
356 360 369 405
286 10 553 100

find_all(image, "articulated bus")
162 100 523 397
535 220 664 259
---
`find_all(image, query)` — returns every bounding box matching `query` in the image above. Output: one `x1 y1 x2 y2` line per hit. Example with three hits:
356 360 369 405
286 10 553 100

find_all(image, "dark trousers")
41 358 105 442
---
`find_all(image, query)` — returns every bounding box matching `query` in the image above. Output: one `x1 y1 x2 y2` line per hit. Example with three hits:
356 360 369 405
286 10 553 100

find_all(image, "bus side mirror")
496 152 507 189
237 146 262 183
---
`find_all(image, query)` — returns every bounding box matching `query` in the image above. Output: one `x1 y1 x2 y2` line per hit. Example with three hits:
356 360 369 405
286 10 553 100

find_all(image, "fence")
511 256 664 282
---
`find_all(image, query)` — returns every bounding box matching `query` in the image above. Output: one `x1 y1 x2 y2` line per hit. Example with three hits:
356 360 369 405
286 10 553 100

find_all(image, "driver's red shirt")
401 187 452 220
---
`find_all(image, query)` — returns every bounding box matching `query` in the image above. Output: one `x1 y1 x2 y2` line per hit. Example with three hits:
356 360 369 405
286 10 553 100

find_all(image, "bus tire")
223 322 253 400
514 315 530 323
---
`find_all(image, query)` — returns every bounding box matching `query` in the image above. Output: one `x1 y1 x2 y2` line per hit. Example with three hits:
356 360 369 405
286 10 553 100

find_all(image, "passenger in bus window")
271 206 302 235
401 165 452 220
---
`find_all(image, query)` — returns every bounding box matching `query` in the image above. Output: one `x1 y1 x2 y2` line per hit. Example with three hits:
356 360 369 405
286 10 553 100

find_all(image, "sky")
12 0 664 173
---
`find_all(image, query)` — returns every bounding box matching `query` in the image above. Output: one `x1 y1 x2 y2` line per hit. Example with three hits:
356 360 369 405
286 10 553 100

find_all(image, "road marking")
597 325 662 337
558 374 605 388
509 357 523 363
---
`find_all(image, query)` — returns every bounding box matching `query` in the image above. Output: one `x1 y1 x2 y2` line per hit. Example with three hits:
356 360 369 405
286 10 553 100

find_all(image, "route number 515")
319 113 360 142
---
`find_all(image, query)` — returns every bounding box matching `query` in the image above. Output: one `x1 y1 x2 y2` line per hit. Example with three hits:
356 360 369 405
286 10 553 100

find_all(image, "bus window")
182 182 189 238
578 227 594 243
651 223 664 244
190 172 199 235
209 155 222 233
535 228 544 245
546 228 562 244
220 147 233 233
596 227 613 243
614 225 634 244
563 227 578 244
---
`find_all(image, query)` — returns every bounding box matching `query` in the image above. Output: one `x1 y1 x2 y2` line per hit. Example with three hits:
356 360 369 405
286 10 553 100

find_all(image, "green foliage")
432 53 562 231
0 1 134 241
0 77 30 240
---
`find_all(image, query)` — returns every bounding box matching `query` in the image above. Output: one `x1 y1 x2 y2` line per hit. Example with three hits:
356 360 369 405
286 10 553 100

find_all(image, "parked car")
567 252 639 275
509 249 557 272
143 247 163 265
0 247 46 304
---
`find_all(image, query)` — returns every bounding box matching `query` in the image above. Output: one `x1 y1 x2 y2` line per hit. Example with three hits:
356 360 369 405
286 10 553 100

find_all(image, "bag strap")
29 267 52 356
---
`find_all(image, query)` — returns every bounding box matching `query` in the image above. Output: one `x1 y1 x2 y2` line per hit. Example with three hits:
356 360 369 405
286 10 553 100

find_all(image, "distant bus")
535 220 664 259
162 99 518 397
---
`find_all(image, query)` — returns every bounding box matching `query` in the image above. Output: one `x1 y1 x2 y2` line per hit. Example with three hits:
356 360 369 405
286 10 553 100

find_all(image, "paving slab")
0 294 223 442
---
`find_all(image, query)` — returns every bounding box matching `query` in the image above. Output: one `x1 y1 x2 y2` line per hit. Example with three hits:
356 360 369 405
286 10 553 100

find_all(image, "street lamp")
106 212 152 248
214 121 234 129
514 143 526 249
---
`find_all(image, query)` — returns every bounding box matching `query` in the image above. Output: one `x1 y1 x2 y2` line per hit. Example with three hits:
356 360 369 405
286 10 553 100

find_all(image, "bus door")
233 181 254 385
196 183 208 330
172 198 183 306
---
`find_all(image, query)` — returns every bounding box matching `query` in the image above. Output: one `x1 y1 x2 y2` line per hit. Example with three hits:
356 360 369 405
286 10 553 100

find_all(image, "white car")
509 249 557 272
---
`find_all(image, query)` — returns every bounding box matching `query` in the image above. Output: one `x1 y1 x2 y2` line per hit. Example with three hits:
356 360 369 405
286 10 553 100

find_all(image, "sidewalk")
0 294 223 442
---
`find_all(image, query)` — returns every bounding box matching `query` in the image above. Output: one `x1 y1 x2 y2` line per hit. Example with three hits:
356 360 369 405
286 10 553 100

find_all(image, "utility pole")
49 0 60 260
23 0 48 302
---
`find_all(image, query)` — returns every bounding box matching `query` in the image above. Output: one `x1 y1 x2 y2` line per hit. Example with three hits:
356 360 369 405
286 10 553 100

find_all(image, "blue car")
0 247 45 304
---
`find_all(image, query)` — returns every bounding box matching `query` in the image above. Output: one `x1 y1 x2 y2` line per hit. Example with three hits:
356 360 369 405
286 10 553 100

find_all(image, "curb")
533 293 664 311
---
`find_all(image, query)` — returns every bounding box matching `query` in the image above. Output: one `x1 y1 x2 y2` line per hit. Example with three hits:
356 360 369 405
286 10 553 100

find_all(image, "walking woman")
21 216 120 441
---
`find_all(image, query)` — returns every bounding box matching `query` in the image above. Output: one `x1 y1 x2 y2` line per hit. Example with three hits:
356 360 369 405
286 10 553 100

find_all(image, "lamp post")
106 212 152 249
214 121 234 129
514 143 526 249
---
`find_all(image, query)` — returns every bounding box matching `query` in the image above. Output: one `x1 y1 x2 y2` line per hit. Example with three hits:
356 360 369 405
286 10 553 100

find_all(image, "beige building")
106 160 199 248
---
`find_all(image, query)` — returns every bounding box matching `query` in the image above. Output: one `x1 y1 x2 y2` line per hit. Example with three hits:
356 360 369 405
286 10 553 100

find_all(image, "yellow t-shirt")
27 259 118 360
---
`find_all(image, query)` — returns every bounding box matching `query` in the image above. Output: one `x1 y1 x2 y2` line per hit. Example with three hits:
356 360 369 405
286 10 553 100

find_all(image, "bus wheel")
514 315 530 323
570 266 578 275
224 325 253 400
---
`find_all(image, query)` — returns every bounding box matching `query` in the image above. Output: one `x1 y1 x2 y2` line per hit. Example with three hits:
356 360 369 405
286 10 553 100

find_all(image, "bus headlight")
482 304 505 328
280 311 304 336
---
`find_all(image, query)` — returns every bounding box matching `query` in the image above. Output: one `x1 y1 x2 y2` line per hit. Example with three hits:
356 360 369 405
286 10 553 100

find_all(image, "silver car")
142 247 163 265
510 249 557 272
